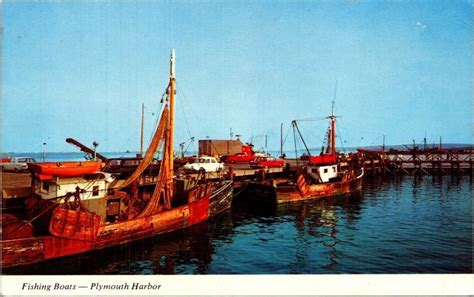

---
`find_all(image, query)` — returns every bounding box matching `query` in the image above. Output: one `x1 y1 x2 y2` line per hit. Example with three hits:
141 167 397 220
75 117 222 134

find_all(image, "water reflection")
5 219 217 275
5 176 472 274
232 191 365 273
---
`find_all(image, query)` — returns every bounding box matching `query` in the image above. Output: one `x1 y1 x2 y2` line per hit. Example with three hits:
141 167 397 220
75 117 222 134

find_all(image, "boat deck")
1 163 287 200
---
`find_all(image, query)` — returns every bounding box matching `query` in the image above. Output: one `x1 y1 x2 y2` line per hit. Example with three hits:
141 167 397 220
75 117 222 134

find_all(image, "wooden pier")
2 147 473 201
357 148 474 176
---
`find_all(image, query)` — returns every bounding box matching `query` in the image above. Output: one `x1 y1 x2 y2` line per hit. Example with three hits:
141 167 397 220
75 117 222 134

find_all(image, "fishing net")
137 137 171 217
117 106 169 189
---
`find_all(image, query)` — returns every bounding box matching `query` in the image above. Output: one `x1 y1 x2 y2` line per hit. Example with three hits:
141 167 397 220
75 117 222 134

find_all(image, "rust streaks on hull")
43 237 93 260
1 237 44 267
276 174 363 203
242 171 363 205
1 182 234 269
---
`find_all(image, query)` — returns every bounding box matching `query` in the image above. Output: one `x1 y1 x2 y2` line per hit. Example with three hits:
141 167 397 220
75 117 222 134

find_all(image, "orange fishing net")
118 107 169 189
138 136 171 217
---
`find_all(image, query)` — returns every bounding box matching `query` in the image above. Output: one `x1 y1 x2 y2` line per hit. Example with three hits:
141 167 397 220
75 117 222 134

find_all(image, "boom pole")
292 120 312 157
168 49 176 195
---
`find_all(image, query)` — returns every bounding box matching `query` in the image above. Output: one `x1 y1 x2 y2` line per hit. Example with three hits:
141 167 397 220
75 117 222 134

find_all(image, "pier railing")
357 149 474 176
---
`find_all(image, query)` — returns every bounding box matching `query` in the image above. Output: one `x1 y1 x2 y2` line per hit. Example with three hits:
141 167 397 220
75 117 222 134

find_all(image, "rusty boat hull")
275 170 364 203
243 170 363 205
1 180 233 269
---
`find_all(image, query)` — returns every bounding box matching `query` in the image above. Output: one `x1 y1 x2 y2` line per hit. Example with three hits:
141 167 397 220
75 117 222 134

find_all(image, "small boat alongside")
28 161 102 180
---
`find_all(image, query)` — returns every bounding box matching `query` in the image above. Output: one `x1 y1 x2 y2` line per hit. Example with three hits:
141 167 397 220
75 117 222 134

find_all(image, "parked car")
183 156 224 173
225 153 255 163
1 157 12 163
0 157 37 172
250 156 284 168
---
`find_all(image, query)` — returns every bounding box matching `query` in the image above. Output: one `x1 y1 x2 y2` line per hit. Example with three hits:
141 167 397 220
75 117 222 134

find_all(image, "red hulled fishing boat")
1 50 233 269
243 106 363 204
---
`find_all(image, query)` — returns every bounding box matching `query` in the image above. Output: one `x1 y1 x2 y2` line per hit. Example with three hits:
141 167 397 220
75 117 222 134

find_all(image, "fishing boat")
242 108 363 204
28 161 102 180
1 50 233 269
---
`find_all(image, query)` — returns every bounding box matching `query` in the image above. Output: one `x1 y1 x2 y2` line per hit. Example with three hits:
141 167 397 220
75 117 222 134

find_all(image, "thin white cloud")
416 21 427 30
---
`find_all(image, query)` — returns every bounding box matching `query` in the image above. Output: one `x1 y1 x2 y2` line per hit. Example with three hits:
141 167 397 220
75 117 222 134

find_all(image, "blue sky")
3 0 472 153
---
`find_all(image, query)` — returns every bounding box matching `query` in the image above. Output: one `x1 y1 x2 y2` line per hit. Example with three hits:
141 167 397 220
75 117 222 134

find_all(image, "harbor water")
6 174 472 274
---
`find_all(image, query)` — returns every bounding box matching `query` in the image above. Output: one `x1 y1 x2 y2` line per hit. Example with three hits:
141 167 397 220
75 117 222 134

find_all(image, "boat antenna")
423 132 427 150
332 80 338 117
140 103 145 156
42 142 47 162
92 141 99 161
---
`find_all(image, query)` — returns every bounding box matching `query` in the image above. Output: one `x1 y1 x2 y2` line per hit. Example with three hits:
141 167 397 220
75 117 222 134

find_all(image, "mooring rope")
232 182 249 198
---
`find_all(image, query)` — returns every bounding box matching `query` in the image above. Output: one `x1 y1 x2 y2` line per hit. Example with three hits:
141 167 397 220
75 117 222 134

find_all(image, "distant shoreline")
3 143 473 155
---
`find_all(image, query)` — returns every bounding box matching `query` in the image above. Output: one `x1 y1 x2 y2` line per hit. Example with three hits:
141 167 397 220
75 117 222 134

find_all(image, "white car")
183 156 224 173
1 157 37 172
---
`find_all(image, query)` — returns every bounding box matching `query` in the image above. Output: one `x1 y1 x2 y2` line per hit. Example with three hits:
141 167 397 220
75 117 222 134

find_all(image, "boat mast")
330 81 337 158
140 103 145 156
330 114 336 157
280 123 283 157
168 49 175 183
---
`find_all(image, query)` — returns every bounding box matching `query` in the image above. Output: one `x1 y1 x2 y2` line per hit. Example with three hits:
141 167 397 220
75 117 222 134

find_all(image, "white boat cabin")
35 172 114 201
35 172 115 221
307 164 338 183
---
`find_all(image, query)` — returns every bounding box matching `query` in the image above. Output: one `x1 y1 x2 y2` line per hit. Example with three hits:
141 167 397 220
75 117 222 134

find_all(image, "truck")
198 139 244 157
224 144 256 163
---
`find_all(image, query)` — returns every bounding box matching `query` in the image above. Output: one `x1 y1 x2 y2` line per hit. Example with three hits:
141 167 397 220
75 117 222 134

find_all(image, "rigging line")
176 86 197 154
146 94 167 148
336 117 352 152
294 119 329 145
338 120 355 150
308 129 324 144
293 117 327 122
175 83 199 153
175 83 194 139
174 81 207 139
336 124 346 153
281 125 292 151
